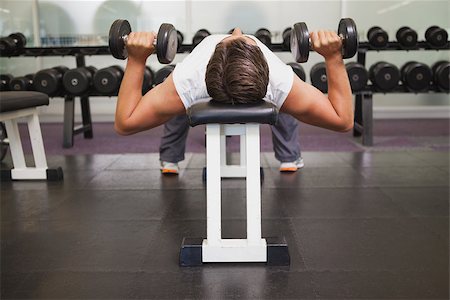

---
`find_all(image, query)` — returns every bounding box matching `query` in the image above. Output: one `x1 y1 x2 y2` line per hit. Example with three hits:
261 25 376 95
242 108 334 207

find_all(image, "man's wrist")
127 56 147 67
324 53 344 66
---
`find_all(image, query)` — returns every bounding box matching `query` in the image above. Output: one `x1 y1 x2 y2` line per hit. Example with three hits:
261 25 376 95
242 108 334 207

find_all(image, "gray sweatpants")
159 112 301 163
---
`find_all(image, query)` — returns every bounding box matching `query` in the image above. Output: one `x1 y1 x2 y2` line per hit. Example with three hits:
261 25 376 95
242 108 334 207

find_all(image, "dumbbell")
154 65 176 86
425 26 448 48
109 19 177 64
310 62 328 93
177 30 184 50
367 26 389 49
431 61 449 92
346 62 368 92
0 32 26 56
10 74 34 91
192 29 210 48
0 122 8 162
282 27 292 51
369 61 400 92
290 18 358 63
287 62 306 81
142 66 154 94
34 66 69 97
396 26 417 49
400 61 432 92
0 74 14 91
255 28 271 47
93 65 124 95
62 66 97 96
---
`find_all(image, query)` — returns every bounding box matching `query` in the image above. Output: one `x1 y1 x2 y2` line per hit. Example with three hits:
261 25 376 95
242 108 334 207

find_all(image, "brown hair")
205 38 269 105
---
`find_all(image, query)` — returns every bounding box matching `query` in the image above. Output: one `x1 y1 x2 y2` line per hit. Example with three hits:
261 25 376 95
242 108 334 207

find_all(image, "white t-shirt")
172 34 294 109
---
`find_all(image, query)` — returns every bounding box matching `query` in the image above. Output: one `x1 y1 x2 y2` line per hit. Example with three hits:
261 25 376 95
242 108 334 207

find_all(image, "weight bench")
0 91 63 181
179 101 290 266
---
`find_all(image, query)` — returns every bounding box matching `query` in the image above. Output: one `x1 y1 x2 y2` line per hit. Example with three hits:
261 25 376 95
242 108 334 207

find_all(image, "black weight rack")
0 43 290 148
2 39 449 147
353 41 450 146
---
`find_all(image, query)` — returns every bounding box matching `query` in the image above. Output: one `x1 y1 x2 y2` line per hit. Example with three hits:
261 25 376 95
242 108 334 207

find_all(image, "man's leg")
159 114 190 173
270 112 303 172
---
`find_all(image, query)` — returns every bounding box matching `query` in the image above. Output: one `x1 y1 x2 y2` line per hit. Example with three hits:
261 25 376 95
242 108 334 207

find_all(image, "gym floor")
1 121 449 299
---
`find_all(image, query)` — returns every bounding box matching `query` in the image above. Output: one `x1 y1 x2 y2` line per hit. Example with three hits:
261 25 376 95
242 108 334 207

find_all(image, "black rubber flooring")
1 151 449 299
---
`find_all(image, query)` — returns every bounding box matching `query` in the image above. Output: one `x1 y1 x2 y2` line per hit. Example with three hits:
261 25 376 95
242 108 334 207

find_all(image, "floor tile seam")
162 217 293 221
4 267 446 274
377 186 450 218
410 216 450 245
284 217 322 298
288 216 444 220
305 268 449 273
0 217 165 222
0 219 163 226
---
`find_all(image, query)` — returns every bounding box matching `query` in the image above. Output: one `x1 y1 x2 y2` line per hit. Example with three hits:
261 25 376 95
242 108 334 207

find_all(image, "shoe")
160 161 179 175
279 157 304 172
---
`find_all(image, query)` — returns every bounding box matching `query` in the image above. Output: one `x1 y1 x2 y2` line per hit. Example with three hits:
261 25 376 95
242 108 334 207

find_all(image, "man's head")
205 28 269 105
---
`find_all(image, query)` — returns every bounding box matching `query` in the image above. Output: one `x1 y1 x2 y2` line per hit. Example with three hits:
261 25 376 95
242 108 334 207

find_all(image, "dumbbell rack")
1 43 289 148
3 39 448 147
353 41 450 146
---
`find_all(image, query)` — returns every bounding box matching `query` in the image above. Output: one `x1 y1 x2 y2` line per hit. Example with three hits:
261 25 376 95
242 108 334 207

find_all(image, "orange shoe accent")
279 167 298 172
161 168 179 175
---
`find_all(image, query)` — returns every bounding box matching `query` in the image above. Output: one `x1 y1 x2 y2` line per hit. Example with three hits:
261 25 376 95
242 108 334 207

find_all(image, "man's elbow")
114 120 135 136
337 120 354 132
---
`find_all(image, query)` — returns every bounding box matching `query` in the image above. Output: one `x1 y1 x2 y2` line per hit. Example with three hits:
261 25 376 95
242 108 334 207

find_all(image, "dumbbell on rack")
400 61 432 92
255 28 272 47
142 66 154 94
109 19 178 64
287 62 306 81
0 32 26 56
0 74 14 91
369 61 400 92
154 65 176 86
290 18 358 63
34 66 69 97
192 29 211 48
431 61 449 92
93 66 124 96
63 66 97 96
282 27 292 51
310 62 328 93
396 26 418 49
311 62 368 93
425 26 448 48
177 30 184 50
367 26 389 49
10 74 35 91
346 62 368 92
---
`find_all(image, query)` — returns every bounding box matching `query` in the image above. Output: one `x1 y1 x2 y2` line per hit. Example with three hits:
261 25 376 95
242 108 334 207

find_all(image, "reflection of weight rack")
353 41 450 146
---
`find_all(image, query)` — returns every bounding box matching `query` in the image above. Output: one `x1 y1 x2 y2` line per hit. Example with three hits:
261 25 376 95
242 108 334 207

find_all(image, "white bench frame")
202 123 267 262
0 107 48 180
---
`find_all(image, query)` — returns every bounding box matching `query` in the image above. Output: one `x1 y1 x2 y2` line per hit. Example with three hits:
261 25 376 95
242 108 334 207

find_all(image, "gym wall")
0 0 449 122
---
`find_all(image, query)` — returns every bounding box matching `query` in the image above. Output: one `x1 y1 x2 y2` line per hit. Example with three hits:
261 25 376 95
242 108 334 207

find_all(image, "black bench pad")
0 91 49 113
187 101 279 127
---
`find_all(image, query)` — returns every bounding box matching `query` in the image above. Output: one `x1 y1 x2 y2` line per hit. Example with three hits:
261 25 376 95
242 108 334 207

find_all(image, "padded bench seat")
187 101 279 126
0 91 49 113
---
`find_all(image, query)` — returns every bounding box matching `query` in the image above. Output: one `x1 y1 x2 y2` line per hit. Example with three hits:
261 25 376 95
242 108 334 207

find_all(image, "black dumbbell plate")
157 23 178 64
290 22 309 63
109 19 131 60
338 18 358 59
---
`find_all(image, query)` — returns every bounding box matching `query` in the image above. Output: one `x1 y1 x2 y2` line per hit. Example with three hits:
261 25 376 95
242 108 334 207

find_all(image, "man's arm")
114 32 185 135
281 31 353 132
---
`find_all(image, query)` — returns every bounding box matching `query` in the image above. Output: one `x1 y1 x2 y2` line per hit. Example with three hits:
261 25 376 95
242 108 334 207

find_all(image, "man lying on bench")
114 27 353 137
